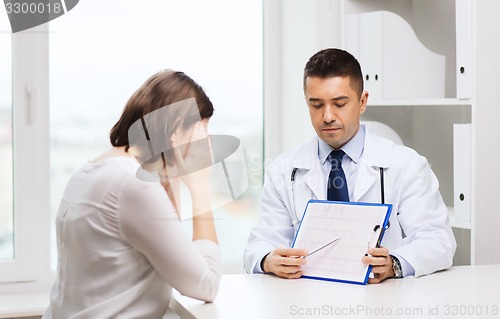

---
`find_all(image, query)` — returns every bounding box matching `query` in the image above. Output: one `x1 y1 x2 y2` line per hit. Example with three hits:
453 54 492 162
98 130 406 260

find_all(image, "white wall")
264 0 342 161
473 0 500 265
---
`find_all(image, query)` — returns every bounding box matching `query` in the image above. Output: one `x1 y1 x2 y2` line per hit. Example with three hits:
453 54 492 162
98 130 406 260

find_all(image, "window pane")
0 11 13 260
50 0 262 270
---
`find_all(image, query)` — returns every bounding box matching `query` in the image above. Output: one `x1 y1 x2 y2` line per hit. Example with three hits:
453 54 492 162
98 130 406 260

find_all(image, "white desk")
171 265 500 319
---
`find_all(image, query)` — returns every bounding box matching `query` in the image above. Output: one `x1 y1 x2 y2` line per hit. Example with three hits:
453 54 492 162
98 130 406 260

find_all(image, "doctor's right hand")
262 247 308 279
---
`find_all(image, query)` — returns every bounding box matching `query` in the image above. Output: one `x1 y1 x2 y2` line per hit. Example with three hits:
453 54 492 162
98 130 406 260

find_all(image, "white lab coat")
244 128 456 277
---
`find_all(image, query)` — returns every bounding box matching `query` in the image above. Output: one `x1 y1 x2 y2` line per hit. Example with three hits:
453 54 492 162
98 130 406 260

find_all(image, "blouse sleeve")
118 177 221 302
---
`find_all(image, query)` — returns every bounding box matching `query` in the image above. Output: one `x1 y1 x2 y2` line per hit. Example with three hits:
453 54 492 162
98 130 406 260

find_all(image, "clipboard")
291 200 392 285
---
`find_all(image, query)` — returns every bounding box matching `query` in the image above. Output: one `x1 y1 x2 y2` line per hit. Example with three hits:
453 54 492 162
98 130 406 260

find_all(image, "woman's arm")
119 178 221 302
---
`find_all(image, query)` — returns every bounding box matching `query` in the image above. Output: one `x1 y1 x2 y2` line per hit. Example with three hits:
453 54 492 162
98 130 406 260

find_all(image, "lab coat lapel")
352 161 378 201
302 164 324 200
293 137 325 200
352 129 389 201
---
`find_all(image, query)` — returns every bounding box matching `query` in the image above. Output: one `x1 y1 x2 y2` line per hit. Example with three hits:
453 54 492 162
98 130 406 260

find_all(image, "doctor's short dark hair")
109 70 214 165
303 48 364 98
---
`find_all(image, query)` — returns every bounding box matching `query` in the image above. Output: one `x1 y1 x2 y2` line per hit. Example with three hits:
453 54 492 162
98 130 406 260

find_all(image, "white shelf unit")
367 98 472 107
341 0 500 267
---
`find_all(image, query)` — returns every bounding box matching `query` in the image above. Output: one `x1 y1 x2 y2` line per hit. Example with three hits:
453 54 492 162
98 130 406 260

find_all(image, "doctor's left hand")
361 246 394 284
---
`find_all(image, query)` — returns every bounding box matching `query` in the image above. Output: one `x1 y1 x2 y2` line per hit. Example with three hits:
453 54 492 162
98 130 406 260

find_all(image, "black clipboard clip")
365 225 386 258
372 223 389 248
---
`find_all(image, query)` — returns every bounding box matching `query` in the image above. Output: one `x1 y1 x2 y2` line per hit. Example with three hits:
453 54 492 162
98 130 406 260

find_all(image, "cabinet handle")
25 82 37 124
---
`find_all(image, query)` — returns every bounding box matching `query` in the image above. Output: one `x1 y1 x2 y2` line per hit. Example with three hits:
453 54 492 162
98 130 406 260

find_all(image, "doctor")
244 48 456 283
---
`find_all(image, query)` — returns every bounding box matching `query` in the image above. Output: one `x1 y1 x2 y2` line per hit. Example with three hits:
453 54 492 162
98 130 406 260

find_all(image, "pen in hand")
301 237 342 258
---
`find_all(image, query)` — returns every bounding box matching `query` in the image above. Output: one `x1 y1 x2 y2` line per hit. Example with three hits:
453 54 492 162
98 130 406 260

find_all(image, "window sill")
0 291 48 319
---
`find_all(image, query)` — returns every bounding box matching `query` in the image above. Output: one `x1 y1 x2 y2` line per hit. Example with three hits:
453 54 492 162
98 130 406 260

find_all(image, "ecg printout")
292 201 392 284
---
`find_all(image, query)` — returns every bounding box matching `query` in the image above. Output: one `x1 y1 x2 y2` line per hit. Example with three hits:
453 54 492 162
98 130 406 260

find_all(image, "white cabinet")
453 123 471 226
455 0 473 99
341 0 500 266
346 10 445 100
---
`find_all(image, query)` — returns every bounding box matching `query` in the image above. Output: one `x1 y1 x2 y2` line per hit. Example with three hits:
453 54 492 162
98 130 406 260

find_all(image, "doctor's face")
305 76 368 149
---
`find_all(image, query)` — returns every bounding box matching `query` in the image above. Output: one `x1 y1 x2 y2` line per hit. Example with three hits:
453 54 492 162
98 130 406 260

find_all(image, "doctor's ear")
359 91 369 114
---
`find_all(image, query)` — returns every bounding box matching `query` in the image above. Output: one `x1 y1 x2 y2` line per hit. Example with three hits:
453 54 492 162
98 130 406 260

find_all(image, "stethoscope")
291 166 389 230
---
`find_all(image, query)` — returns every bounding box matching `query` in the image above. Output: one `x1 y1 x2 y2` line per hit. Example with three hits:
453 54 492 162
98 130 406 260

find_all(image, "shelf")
450 218 472 230
367 98 472 107
447 206 471 230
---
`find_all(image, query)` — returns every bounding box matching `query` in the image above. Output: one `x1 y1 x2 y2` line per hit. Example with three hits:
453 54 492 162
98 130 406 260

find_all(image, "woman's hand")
167 120 217 243
161 120 214 219
169 120 212 193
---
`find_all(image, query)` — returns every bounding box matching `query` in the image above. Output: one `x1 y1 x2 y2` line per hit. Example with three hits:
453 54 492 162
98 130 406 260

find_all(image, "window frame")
0 23 52 289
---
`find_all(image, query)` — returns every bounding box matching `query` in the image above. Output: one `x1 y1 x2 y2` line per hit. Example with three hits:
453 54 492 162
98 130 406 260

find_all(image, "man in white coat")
244 48 456 283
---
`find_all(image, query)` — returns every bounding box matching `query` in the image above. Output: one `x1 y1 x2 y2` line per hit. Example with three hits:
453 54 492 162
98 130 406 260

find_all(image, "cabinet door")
359 12 383 99
456 0 472 99
346 10 446 100
453 123 471 224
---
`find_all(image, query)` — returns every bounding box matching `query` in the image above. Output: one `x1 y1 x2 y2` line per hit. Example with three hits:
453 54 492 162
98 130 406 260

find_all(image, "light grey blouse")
44 156 221 318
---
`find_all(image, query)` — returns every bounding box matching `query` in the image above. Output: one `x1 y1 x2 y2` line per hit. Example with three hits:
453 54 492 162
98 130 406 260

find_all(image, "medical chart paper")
291 200 392 285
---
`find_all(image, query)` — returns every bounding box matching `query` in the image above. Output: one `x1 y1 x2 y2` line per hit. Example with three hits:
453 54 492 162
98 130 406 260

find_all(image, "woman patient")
44 70 220 318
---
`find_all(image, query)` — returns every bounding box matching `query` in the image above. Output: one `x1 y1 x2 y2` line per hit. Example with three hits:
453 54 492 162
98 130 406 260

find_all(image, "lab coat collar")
291 127 392 201
362 128 391 169
352 128 391 201
291 136 320 170
292 136 325 200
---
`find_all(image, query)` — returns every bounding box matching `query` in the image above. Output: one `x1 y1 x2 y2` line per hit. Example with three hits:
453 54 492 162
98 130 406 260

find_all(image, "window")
49 0 263 272
0 0 261 285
